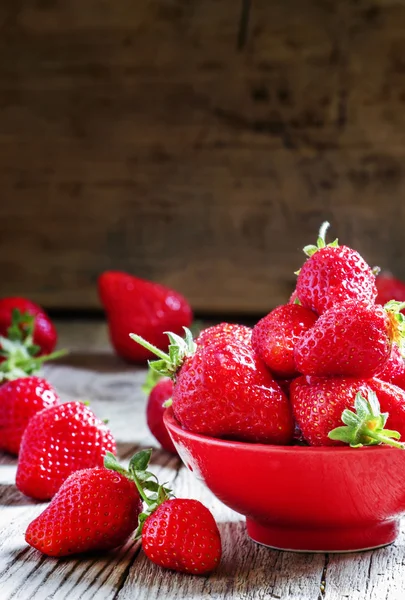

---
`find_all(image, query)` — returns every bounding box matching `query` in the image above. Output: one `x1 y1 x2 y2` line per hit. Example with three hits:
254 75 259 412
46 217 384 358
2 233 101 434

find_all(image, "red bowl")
164 407 405 552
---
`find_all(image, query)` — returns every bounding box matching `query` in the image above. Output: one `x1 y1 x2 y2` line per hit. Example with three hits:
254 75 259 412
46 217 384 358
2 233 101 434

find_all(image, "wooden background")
1 0 405 315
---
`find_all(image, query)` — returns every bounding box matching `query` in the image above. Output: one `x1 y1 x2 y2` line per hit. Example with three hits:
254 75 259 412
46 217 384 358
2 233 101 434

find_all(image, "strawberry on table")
296 222 377 315
16 401 117 500
131 325 294 444
294 300 405 378
0 377 59 455
25 466 142 557
291 375 405 447
0 309 65 455
252 304 317 378
98 271 193 363
0 297 57 356
106 449 222 574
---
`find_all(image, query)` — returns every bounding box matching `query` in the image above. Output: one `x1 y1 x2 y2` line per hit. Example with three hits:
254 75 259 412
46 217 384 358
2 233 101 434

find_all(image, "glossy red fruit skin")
291 376 373 446
295 301 392 378
147 378 177 454
296 245 377 315
252 305 317 378
16 401 117 500
142 499 221 574
197 323 252 347
0 377 60 455
26 468 142 557
98 271 193 363
173 331 294 444
0 297 57 355
368 379 405 439
376 344 405 391
376 273 405 307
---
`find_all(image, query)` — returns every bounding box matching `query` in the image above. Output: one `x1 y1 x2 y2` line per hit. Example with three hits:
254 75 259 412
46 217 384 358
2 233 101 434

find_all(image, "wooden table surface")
1 319 405 600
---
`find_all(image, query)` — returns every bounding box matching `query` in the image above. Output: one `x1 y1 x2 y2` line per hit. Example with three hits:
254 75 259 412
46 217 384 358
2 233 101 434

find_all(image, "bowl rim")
164 407 396 454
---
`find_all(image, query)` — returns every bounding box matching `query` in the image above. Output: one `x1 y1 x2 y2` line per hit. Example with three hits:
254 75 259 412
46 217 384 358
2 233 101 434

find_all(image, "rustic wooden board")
1 318 405 599
1 1 405 314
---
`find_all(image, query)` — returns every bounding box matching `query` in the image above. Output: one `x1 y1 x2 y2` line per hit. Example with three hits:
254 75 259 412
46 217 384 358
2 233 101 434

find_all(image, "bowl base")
246 518 399 553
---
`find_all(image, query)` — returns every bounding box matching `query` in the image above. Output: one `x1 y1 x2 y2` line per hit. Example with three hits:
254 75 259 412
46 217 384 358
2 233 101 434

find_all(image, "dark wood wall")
1 0 405 314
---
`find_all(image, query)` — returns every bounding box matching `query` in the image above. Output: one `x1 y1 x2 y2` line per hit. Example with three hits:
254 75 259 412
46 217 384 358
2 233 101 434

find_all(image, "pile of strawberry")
0 299 222 575
135 222 405 451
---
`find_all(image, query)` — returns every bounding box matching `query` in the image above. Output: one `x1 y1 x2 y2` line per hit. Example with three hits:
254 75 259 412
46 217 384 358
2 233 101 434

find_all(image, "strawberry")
291 376 405 447
376 273 405 307
131 326 294 444
98 271 193 363
0 309 65 383
375 343 405 390
25 466 142 557
252 304 317 377
296 222 377 315
16 401 117 500
106 449 221 574
0 297 57 356
146 376 177 454
0 377 60 455
294 300 405 378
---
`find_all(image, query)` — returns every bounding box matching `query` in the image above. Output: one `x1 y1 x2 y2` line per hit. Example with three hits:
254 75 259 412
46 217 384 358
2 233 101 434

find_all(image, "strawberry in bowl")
131 222 405 552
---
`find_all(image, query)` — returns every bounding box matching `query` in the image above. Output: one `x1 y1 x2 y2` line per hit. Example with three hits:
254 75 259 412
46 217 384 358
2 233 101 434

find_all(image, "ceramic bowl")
164 407 405 553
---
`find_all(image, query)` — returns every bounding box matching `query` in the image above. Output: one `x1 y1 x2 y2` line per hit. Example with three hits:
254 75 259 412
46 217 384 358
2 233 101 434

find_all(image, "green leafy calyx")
384 300 405 357
142 365 164 395
0 309 67 383
328 390 404 449
104 449 173 538
302 221 339 258
130 327 197 379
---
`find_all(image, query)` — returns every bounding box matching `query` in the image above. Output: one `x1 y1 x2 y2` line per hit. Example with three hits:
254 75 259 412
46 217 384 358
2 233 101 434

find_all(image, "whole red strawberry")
147 377 176 454
296 222 377 315
376 344 405 390
16 401 117 500
0 297 57 356
106 449 221 574
0 309 65 382
252 304 317 377
291 376 405 447
294 300 405 378
25 467 142 557
142 498 221 574
98 271 193 363
0 377 60 455
132 326 294 444
376 273 405 307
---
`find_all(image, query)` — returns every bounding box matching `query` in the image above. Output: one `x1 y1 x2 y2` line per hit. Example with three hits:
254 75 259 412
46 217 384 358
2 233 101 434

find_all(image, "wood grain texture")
1 1 405 313
1 318 405 598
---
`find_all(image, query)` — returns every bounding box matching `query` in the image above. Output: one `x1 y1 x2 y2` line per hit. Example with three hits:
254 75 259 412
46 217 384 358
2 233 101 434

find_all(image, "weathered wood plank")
1 1 405 313
1 319 405 599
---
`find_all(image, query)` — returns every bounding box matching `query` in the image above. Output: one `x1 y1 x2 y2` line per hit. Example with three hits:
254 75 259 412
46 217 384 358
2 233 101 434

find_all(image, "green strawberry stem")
104 449 173 539
130 335 170 362
142 365 164 395
302 221 339 258
130 328 196 379
0 309 68 382
328 390 404 449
